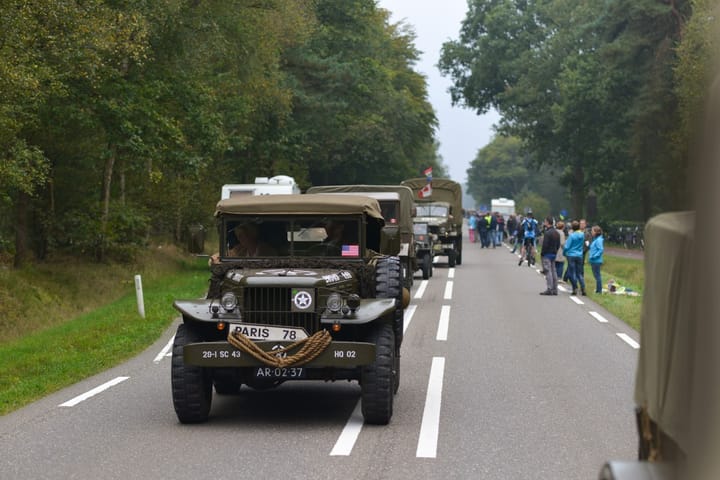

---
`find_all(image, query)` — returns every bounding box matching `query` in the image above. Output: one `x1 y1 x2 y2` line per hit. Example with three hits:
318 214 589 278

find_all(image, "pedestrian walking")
495 212 505 246
507 214 518 250
468 212 477 243
539 217 560 295
589 225 605 294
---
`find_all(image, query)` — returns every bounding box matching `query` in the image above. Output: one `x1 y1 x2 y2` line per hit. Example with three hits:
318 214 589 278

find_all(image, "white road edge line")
447 268 455 279
154 335 175 363
404 305 417 335
558 285 569 292
589 311 608 323
436 306 451 341
416 357 445 458
443 281 453 300
59 376 130 407
617 333 640 349
330 401 363 456
570 296 584 305
414 280 429 300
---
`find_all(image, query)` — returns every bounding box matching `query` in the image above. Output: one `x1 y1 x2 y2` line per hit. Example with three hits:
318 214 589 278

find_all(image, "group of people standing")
538 218 605 296
467 211 505 248
468 210 606 296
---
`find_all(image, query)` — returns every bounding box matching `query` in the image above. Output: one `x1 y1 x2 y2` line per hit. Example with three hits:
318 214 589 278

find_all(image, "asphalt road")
0 242 639 479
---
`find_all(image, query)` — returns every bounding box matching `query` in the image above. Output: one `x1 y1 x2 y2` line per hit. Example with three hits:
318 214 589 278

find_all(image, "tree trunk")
99 149 116 261
570 164 585 219
13 192 30 268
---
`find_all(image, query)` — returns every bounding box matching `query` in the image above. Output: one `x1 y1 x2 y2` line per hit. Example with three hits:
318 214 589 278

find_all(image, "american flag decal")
341 244 359 257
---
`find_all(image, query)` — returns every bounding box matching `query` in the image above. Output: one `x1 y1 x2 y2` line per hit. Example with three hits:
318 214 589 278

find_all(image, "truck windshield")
223 216 362 258
415 205 448 217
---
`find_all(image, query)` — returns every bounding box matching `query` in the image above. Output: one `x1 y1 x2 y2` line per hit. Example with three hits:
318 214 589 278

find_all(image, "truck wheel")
376 256 403 348
361 323 395 424
456 249 462 265
422 254 431 280
171 323 212 423
448 250 456 267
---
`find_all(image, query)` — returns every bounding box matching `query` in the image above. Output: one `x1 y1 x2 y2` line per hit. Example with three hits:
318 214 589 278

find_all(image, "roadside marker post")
135 274 146 318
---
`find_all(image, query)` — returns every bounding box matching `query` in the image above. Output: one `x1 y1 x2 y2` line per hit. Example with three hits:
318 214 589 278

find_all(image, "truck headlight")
346 294 360 311
220 292 238 312
325 293 343 313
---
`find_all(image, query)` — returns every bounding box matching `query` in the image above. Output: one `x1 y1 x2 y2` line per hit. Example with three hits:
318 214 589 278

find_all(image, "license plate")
229 323 308 341
254 366 306 379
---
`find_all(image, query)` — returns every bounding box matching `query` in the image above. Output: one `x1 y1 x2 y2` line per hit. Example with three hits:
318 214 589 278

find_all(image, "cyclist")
518 210 539 266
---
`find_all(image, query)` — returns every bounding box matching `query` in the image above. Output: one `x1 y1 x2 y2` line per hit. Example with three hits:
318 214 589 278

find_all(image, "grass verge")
583 254 644 331
0 253 208 415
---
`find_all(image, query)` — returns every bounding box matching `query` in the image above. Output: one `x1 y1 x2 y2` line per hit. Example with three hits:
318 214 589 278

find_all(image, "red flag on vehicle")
418 183 433 198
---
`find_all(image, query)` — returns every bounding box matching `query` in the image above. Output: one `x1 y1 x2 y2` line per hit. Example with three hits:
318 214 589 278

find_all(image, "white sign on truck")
221 175 300 199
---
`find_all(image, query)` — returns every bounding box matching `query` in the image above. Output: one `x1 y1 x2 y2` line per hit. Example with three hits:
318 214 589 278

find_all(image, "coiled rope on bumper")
227 328 332 368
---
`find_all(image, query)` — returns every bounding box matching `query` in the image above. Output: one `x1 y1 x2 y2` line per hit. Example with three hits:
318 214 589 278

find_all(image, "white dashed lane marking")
416 357 446 458
59 377 130 407
330 401 363 456
414 280 428 300
436 306 450 341
589 311 608 323
443 281 453 300
403 305 417 334
154 335 175 363
617 333 640 349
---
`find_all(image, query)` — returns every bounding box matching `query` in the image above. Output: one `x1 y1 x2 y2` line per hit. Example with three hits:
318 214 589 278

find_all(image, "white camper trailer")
490 198 516 219
220 175 300 199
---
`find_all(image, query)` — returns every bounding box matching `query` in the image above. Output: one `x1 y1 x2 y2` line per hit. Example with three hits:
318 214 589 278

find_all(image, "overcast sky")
377 0 500 188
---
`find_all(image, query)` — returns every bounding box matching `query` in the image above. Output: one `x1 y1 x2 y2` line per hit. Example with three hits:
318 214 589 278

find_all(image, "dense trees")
1 0 441 265
441 0 703 221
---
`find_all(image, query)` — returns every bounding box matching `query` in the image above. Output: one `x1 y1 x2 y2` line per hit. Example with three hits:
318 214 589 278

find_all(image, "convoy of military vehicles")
171 177 464 425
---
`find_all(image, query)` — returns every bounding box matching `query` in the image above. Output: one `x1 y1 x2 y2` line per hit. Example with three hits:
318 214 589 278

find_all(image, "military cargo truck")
402 178 463 267
600 212 693 479
171 194 405 425
306 184 416 289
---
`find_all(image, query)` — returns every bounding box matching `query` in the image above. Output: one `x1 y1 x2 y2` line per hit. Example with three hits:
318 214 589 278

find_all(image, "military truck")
171 194 405 425
413 220 434 280
402 178 463 267
306 184 417 288
600 212 696 479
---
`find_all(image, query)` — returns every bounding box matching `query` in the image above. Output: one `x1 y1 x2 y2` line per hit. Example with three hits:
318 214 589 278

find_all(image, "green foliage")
1 0 439 265
0 252 209 413
440 0 693 221
515 192 551 219
466 135 567 212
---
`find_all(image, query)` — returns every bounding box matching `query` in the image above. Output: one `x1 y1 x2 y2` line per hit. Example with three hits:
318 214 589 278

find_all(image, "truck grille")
243 287 320 334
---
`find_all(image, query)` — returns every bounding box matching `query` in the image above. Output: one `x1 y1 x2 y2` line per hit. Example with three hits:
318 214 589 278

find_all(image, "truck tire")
448 250 456 267
456 248 462 265
361 323 395 424
171 323 212 423
376 256 403 348
422 254 431 280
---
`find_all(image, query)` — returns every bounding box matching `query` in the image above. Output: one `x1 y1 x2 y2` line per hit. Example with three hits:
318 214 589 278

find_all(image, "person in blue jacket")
588 225 605 294
563 220 586 296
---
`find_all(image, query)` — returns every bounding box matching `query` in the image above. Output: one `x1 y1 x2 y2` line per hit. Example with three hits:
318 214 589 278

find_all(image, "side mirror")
380 225 401 255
